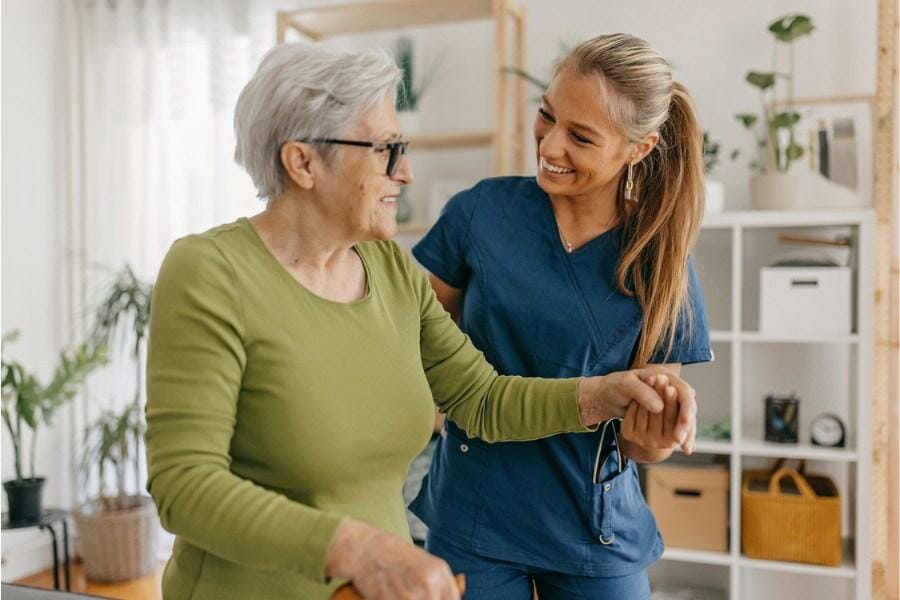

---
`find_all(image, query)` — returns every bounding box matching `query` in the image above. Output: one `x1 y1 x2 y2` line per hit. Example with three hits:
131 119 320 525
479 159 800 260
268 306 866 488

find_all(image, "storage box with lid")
759 266 852 334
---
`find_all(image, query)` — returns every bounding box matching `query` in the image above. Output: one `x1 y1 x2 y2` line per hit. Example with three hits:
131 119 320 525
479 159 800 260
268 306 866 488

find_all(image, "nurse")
410 34 713 599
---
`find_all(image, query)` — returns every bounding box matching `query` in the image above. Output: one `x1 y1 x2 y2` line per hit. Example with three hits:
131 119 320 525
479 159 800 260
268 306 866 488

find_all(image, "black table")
2 509 71 591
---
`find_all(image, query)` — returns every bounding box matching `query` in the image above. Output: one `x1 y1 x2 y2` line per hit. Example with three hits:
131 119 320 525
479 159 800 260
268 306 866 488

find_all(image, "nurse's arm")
428 274 463 323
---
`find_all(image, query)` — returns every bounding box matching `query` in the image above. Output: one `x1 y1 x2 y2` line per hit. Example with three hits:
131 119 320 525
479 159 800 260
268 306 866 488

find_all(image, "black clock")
810 413 846 448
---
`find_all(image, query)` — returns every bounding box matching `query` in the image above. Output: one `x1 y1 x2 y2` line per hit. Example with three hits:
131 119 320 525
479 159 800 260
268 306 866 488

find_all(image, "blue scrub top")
410 177 713 577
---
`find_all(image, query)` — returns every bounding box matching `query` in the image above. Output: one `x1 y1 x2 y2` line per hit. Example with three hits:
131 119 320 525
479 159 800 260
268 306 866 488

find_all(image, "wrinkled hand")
621 372 697 455
578 365 691 426
325 518 460 600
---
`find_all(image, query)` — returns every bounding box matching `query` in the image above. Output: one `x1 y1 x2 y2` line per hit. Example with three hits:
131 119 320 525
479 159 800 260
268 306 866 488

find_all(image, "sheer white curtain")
67 0 293 515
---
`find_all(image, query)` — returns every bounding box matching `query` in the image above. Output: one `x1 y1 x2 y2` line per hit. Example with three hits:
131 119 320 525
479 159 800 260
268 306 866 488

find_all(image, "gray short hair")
234 43 401 199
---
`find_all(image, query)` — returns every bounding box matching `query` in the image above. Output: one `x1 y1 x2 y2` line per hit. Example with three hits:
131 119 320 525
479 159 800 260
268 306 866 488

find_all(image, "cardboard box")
646 464 729 552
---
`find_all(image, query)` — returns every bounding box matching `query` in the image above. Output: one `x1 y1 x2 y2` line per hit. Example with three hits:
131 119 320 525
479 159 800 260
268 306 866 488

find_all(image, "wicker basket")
741 466 841 566
74 495 160 582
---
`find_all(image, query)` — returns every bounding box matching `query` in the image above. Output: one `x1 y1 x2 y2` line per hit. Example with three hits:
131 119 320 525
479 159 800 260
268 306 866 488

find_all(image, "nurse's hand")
325 518 460 600
578 365 682 426
620 373 697 458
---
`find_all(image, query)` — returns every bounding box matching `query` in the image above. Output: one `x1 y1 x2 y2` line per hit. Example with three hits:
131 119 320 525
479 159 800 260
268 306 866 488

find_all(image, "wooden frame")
276 0 527 175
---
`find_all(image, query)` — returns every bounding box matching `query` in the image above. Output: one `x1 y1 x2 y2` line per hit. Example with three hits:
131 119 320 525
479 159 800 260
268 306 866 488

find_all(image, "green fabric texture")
145 218 588 599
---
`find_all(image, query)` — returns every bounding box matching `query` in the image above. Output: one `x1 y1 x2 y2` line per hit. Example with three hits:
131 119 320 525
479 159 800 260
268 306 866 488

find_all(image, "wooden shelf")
739 440 858 462
740 331 859 344
701 209 873 229
408 131 493 150
662 547 732 566
279 0 494 40
740 540 856 578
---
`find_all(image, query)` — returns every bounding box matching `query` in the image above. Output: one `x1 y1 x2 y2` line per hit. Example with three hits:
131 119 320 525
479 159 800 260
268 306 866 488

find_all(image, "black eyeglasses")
299 138 409 177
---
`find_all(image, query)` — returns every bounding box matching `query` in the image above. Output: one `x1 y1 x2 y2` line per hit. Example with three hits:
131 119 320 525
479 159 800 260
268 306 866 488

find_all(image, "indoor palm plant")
73 265 158 581
1 332 107 524
734 14 815 209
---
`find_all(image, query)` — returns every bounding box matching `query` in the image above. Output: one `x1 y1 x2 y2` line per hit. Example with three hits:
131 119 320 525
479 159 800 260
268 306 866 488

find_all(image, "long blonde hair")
556 34 704 367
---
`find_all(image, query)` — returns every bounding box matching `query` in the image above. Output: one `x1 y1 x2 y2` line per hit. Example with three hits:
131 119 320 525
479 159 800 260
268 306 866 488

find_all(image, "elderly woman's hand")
325 518 460 600
620 372 698 460
577 365 692 426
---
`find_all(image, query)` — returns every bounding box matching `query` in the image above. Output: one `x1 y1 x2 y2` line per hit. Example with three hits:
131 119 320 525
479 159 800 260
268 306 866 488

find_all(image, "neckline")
539 192 622 257
239 217 373 307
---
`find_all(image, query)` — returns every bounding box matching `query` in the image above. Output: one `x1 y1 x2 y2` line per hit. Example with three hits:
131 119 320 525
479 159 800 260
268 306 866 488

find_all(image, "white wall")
1 0 72 581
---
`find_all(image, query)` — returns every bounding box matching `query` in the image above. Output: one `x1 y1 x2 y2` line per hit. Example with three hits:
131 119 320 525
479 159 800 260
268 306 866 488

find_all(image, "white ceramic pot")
704 179 725 214
750 173 801 210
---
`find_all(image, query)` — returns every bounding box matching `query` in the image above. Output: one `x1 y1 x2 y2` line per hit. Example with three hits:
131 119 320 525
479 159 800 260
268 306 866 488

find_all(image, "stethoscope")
592 418 629 546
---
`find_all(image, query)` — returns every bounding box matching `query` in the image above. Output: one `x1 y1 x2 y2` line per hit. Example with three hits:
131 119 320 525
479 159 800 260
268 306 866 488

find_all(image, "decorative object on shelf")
1 332 107 526
759 265 852 335
394 37 439 134
810 412 846 447
741 463 841 566
646 461 729 552
396 187 413 223
764 393 800 443
702 131 725 214
732 14 815 209
74 265 158 582
697 417 731 441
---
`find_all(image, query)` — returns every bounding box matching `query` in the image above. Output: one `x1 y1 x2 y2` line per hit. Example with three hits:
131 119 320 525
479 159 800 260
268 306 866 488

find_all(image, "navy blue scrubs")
410 177 713 589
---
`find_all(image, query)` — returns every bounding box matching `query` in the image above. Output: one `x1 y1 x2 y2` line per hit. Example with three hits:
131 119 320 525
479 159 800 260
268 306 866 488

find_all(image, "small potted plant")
734 14 815 209
394 37 439 133
1 332 107 524
702 131 725 214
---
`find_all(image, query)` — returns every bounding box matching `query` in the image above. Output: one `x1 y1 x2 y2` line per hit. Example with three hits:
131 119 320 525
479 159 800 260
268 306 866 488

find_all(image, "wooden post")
513 5 526 174
871 0 898 598
493 0 509 175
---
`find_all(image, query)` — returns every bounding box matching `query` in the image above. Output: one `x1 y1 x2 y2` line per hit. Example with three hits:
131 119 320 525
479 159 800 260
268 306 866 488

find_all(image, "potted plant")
394 37 439 132
702 131 725 214
73 265 157 581
1 332 107 524
734 14 815 209
74 405 158 581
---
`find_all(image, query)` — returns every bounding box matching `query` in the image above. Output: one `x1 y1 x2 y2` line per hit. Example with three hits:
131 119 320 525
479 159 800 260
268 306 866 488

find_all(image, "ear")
629 131 660 164
280 141 315 190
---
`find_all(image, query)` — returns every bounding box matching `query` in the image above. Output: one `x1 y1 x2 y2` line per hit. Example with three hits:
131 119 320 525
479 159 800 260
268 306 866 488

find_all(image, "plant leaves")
769 15 815 42
735 113 758 128
770 111 802 129
786 143 804 160
746 71 775 90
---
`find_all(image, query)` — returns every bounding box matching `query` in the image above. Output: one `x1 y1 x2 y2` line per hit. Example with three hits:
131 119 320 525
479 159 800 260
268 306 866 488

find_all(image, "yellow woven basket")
741 466 841 566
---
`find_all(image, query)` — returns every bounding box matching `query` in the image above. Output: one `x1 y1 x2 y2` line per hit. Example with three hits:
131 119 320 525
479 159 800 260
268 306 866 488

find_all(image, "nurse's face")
533 68 634 201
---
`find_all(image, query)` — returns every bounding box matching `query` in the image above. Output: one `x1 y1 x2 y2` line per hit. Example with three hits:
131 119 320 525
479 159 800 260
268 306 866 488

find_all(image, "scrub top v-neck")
409 176 713 577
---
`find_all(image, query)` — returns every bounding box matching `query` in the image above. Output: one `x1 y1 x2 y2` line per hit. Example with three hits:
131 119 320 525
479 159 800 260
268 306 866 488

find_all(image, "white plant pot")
704 179 725 214
750 173 801 210
397 110 421 134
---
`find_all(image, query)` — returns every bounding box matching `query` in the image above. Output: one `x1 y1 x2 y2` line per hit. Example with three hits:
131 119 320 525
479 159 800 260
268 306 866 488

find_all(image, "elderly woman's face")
322 94 413 241
533 68 633 200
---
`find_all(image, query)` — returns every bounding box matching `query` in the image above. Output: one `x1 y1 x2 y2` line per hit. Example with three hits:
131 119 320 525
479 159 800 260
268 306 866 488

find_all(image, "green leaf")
746 71 775 90
769 15 815 43
730 149 741 161
770 111 802 129
735 113 758 128
786 143 804 160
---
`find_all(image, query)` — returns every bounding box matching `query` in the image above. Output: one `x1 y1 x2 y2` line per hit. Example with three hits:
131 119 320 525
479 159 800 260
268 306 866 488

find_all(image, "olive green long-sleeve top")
145 218 589 600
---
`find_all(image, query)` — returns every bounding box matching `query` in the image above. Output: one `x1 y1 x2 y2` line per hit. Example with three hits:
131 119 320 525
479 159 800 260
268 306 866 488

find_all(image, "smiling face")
312 94 414 242
534 67 636 203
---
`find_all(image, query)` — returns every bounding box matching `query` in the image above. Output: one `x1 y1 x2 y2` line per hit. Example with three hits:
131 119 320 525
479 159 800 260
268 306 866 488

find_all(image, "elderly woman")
145 42 696 600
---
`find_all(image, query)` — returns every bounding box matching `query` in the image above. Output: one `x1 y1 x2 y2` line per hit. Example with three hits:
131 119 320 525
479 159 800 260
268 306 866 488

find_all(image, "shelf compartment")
661 547 733 566
738 440 858 462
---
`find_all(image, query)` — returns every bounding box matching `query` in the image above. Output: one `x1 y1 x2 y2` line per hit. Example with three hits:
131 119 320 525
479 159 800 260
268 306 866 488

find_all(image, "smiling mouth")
381 196 398 203
540 157 574 175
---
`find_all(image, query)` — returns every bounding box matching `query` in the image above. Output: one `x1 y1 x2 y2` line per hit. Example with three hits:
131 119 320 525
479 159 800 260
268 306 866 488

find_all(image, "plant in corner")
734 14 815 209
73 265 158 582
394 37 440 132
1 331 107 525
702 131 726 214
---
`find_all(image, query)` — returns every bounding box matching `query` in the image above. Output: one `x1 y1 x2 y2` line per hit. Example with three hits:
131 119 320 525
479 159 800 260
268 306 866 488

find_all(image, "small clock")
810 413 846 448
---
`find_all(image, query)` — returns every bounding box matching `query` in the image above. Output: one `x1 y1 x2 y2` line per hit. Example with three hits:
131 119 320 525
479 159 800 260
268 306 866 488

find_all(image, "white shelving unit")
652 209 874 600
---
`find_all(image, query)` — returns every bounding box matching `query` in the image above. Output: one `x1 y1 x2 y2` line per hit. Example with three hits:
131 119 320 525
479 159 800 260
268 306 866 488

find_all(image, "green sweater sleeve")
405 247 592 442
145 236 345 584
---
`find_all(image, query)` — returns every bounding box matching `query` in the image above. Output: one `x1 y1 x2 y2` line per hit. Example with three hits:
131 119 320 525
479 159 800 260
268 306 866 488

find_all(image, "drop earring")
624 162 635 200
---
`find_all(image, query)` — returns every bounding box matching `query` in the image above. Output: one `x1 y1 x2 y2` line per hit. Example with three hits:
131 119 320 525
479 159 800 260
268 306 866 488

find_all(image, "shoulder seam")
206 236 247 344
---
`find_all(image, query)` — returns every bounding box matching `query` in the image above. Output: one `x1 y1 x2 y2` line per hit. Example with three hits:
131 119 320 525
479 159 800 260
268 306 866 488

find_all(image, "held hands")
325 518 460 600
621 372 697 457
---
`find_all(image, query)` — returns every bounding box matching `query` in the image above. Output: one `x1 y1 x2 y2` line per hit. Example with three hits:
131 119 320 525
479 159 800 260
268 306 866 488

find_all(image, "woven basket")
741 466 841 566
74 495 160 582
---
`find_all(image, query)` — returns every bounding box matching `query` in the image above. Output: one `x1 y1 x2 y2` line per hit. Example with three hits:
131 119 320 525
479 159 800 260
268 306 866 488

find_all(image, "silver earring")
624 162 635 200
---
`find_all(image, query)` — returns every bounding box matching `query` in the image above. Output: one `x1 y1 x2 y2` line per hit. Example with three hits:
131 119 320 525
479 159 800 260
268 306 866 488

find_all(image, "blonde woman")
410 34 712 599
